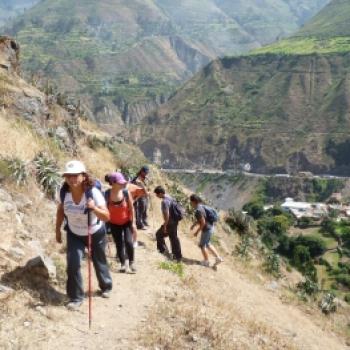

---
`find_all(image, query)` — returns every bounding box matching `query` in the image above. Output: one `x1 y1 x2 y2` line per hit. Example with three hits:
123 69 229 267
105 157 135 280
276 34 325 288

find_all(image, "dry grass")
139 277 296 350
0 111 42 160
0 110 63 161
79 118 110 138
78 144 117 179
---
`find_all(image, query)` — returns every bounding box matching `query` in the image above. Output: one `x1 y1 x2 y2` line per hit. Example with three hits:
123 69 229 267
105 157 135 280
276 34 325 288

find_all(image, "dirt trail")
1 205 348 349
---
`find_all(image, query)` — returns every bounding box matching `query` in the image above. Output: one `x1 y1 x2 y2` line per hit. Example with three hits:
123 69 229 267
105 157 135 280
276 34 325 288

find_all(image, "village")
269 193 350 224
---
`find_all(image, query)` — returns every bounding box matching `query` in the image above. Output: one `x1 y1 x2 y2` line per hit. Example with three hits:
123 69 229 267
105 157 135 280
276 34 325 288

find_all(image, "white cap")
62 160 86 175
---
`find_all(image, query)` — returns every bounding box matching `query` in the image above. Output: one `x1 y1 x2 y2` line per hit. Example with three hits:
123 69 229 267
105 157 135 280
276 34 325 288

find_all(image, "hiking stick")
87 210 92 329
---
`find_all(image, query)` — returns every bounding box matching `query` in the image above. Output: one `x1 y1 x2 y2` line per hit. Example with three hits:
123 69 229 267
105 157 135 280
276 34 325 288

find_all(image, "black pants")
134 197 148 228
110 222 134 265
156 222 182 261
66 226 112 303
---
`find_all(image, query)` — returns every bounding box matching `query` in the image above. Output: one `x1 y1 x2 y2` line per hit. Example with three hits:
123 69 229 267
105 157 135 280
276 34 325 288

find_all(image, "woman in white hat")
55 160 112 310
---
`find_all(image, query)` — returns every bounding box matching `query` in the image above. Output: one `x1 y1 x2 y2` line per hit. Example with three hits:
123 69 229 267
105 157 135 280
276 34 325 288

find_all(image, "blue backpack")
170 199 185 222
202 205 219 224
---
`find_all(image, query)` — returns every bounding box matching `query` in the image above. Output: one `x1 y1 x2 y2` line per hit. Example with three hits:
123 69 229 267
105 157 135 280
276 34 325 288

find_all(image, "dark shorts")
199 226 214 248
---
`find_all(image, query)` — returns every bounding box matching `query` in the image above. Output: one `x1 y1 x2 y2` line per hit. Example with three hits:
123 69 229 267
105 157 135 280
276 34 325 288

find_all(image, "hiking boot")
100 290 112 298
120 264 126 273
214 257 224 267
66 301 82 311
200 260 210 267
128 263 137 274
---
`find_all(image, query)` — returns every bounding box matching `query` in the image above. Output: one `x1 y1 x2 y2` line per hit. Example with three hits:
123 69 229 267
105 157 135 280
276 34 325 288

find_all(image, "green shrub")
263 252 281 278
33 152 61 198
335 274 350 288
257 215 290 248
226 210 252 235
344 294 350 304
7 157 28 185
297 217 312 229
293 235 327 257
320 218 337 237
293 245 311 270
242 200 264 220
320 292 337 314
234 235 252 259
297 278 319 296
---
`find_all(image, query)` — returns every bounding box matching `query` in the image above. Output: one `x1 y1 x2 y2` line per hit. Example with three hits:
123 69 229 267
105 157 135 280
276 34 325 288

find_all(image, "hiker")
105 172 137 273
154 186 182 262
55 160 112 310
105 173 146 247
132 166 150 230
189 194 223 268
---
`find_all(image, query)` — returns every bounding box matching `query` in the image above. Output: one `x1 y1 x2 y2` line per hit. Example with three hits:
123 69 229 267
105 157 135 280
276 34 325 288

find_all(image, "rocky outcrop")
169 36 211 74
0 36 20 74
134 51 350 174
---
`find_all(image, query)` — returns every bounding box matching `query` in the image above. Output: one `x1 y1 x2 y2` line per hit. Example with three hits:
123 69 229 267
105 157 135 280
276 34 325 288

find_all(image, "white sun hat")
62 160 86 175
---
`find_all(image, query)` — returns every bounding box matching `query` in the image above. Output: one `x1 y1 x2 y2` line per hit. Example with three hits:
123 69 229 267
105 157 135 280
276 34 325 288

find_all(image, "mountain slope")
0 0 39 26
1 0 329 127
255 0 350 55
132 0 350 175
0 35 348 350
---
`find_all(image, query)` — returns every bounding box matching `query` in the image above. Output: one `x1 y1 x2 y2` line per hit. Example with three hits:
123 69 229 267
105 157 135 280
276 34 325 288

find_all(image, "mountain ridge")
132 0 350 175
1 0 329 127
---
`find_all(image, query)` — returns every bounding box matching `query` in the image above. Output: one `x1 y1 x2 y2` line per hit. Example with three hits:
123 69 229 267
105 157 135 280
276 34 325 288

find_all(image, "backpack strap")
105 189 128 204
84 186 93 214
104 189 111 204
123 188 129 200
84 187 101 225
59 182 69 203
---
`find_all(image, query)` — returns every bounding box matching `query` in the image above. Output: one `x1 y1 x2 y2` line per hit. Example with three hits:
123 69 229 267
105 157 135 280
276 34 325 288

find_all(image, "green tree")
293 235 326 257
320 218 337 236
242 201 264 220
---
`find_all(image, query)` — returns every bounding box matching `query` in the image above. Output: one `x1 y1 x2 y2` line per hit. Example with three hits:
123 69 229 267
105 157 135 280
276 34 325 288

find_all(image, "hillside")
133 0 350 175
255 0 350 55
1 0 329 127
0 35 349 349
0 0 39 27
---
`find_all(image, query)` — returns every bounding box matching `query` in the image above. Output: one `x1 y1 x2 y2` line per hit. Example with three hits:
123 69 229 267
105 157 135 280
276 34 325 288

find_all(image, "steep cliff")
133 0 350 175
1 0 329 128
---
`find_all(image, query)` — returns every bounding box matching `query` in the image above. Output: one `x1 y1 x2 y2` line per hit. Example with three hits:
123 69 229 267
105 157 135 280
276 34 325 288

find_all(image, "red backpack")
105 189 131 225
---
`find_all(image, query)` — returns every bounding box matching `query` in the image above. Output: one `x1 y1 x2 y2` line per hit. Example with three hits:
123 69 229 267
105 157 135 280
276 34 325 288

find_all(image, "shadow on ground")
181 257 201 266
1 265 66 305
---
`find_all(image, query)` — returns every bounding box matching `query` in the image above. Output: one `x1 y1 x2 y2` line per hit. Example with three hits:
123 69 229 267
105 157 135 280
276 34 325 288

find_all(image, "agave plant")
235 235 252 259
320 292 337 314
7 157 28 185
263 251 281 278
33 152 61 198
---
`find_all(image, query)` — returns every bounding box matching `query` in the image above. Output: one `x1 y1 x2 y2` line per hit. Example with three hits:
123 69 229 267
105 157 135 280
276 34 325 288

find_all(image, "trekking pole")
87 209 93 329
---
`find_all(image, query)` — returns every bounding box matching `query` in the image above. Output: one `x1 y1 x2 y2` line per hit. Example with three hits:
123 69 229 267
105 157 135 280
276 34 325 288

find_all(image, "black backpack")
170 199 185 222
202 205 219 224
